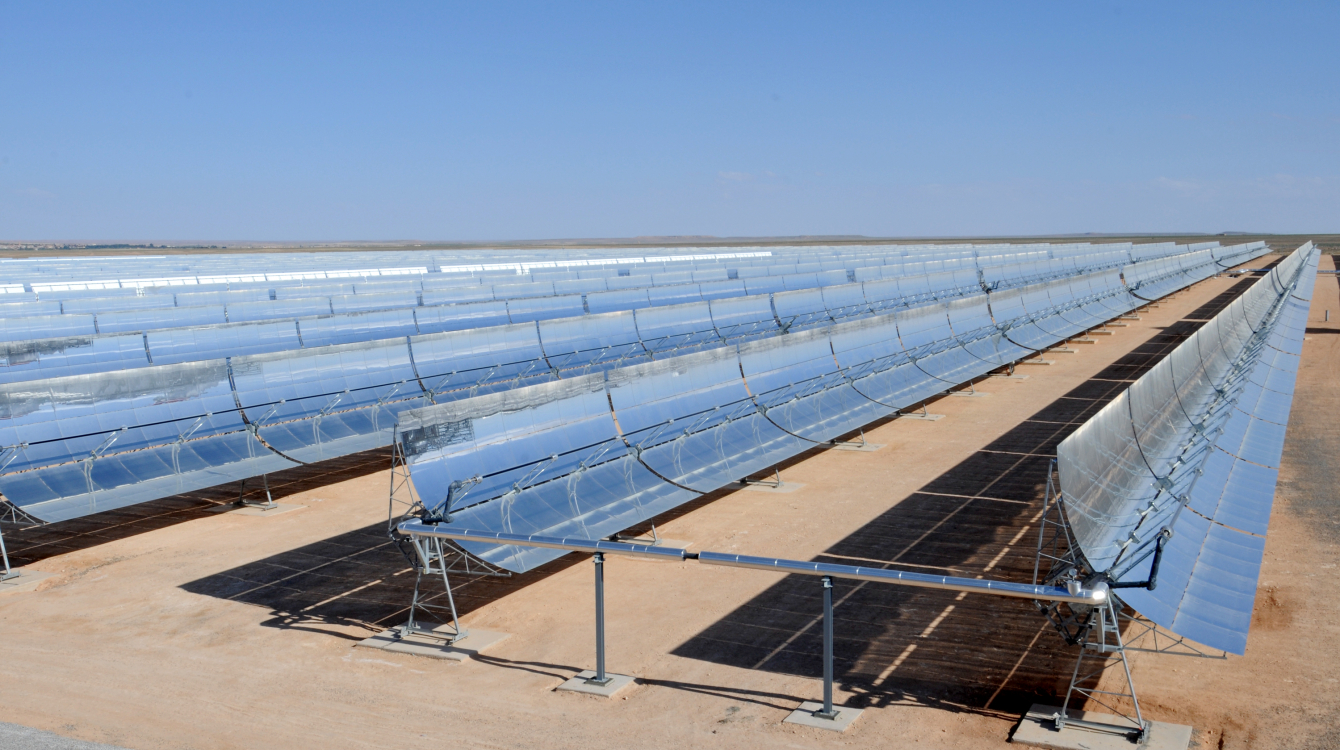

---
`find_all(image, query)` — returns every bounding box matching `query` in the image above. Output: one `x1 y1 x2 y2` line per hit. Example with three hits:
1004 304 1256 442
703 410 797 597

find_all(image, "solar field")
0 239 1333 750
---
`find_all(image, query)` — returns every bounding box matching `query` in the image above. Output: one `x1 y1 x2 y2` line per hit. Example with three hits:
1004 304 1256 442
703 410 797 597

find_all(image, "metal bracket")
235 474 277 510
828 428 871 450
741 467 785 488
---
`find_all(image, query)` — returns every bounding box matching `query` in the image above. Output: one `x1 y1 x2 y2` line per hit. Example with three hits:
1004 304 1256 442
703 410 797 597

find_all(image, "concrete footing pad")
741 481 805 493
356 625 510 662
827 441 884 451
1089 329 1115 335
898 412 945 420
947 390 991 397
556 671 635 697
990 374 1030 380
0 569 55 596
1012 704 1191 750
783 702 865 732
1019 359 1055 366
208 503 304 517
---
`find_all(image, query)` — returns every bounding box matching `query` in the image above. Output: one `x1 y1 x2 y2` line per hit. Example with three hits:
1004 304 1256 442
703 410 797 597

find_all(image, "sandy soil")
1 261 1335 750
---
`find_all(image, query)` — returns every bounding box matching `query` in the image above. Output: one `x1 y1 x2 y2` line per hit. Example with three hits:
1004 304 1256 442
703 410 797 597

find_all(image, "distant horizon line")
3 230 1326 251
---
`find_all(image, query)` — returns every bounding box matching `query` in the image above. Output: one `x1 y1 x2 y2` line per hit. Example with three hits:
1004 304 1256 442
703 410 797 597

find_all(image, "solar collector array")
0 243 1261 392
388 244 1269 572
0 242 1269 526
0 241 1187 304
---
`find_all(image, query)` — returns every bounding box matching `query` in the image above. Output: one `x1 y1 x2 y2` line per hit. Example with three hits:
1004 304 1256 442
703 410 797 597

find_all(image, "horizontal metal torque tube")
396 522 690 560
396 523 1109 604
696 551 1107 604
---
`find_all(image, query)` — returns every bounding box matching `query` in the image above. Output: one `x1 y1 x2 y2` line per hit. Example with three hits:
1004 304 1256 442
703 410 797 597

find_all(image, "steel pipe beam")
395 524 1109 604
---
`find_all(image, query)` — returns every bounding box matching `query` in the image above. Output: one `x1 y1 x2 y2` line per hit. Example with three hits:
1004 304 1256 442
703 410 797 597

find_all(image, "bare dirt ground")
1 259 1335 750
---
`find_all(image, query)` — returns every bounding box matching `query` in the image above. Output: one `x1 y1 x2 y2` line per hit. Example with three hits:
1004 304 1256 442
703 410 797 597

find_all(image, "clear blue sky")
1 2 1335 241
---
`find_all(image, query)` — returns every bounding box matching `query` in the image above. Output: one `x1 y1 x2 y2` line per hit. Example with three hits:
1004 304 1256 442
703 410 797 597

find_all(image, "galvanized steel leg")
259 473 276 509
586 551 613 686
435 538 466 643
0 525 17 582
1108 600 1146 732
813 575 839 720
237 475 277 510
401 566 424 637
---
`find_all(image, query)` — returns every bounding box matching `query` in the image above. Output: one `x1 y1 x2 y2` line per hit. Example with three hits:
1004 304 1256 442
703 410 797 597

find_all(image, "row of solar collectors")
0 242 1269 529
0 241 1159 283
0 244 1262 386
0 245 982 292
0 241 1208 298
393 246 1262 575
0 248 1176 318
1055 242 1317 655
0 243 1252 347
0 247 773 282
0 243 1060 298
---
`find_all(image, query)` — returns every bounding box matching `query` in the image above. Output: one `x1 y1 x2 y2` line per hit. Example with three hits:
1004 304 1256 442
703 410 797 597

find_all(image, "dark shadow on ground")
178 517 591 641
1 447 393 568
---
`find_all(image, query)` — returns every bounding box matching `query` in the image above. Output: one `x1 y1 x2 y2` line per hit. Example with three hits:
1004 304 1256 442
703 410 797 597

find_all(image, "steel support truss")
395 534 473 645
385 433 510 645
1033 460 1225 742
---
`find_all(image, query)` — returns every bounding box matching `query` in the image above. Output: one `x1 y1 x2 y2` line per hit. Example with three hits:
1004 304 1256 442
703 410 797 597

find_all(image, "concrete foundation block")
356 625 510 662
0 569 55 596
783 702 864 732
1012 703 1191 750
740 481 805 493
556 670 635 698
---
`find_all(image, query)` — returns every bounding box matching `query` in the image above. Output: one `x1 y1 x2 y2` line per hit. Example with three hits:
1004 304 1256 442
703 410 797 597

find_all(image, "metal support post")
237 475 277 510
0 524 18 582
742 467 784 488
828 428 868 449
812 575 840 720
586 552 613 686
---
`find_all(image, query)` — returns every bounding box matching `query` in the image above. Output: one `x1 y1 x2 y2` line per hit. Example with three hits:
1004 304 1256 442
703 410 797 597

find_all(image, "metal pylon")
1032 461 1095 643
398 535 470 645
386 431 423 534
0 523 17 582
1054 598 1147 740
